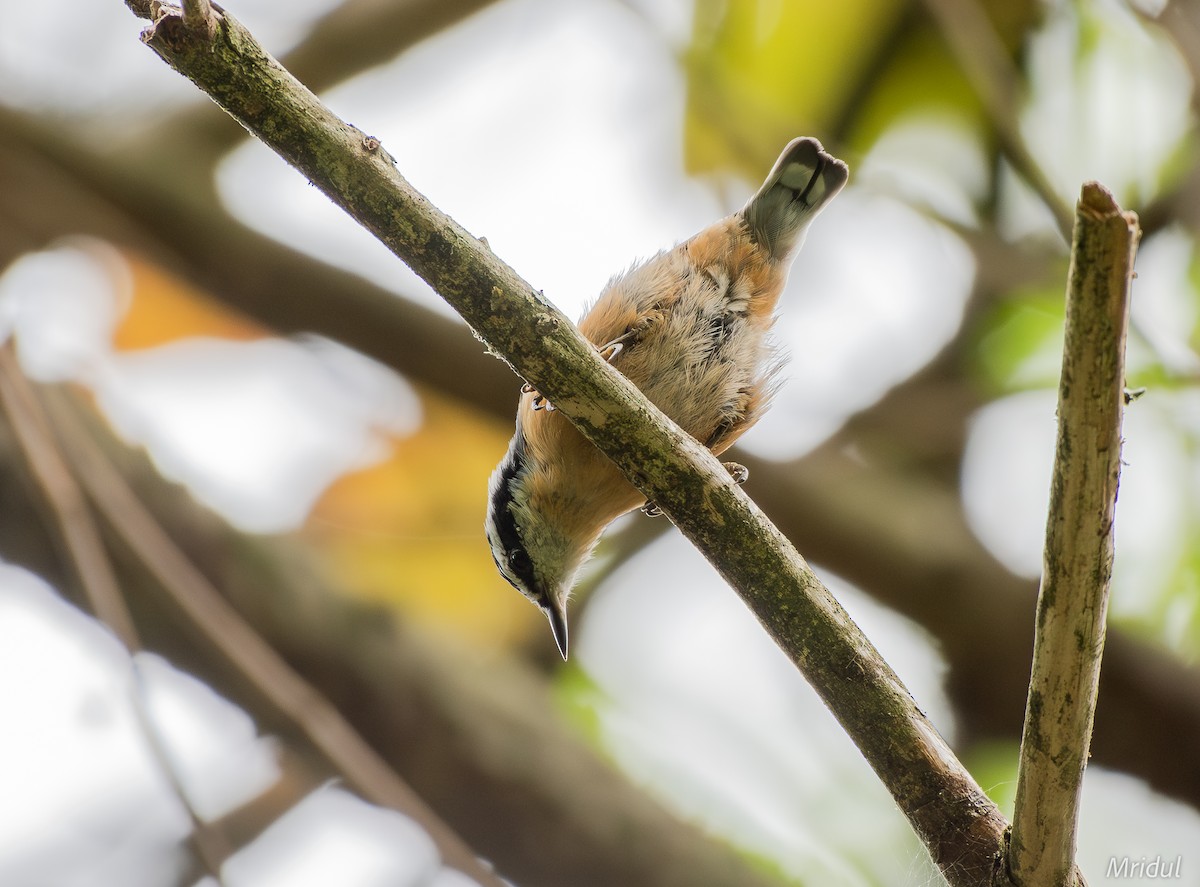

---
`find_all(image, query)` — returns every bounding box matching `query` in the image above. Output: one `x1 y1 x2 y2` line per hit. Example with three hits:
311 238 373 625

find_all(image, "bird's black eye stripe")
490 435 526 552
488 431 541 593
506 544 539 593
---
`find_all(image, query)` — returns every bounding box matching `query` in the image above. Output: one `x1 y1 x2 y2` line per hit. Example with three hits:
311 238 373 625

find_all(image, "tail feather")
742 137 848 261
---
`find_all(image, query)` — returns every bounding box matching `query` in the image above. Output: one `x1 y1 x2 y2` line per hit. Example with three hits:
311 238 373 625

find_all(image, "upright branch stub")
181 0 219 41
1007 182 1139 887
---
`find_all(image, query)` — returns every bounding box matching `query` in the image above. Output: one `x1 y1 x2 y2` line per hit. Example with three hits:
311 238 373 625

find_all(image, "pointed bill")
544 601 569 660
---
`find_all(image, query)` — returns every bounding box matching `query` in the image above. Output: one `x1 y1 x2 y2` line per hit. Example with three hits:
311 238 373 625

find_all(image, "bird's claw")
599 321 649 363
1124 386 1146 405
521 382 555 412
599 341 625 362
641 501 664 518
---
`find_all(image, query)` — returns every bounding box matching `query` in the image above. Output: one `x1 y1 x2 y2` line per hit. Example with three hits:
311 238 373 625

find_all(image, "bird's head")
486 430 596 659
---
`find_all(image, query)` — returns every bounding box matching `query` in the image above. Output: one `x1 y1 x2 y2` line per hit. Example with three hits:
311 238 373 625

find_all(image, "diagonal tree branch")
1007 184 1137 886
129 0 503 171
124 2 1012 881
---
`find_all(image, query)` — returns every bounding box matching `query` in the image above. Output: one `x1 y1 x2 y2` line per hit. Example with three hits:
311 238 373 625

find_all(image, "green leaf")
965 741 1020 817
553 662 611 744
683 0 907 175
972 282 1068 393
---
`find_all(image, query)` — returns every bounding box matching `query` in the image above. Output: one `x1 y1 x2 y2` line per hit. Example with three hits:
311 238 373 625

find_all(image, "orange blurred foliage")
116 251 538 650
115 252 264 349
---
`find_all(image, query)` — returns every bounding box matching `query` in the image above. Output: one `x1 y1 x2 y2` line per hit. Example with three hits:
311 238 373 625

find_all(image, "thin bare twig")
1007 183 1138 886
128 663 235 884
918 0 1076 241
0 351 137 647
1140 0 1200 118
0 347 231 883
42 387 507 887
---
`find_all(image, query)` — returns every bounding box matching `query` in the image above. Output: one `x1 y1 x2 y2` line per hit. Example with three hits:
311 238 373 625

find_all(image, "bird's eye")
508 548 528 570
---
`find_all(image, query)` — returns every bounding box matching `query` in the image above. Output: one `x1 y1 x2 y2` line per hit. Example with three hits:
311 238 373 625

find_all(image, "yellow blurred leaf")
684 0 1044 172
684 0 907 174
310 388 538 650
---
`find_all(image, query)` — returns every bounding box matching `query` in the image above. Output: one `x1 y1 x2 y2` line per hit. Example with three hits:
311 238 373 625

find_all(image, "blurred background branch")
0 346 232 883
40 383 508 887
918 0 1074 239
0 383 789 887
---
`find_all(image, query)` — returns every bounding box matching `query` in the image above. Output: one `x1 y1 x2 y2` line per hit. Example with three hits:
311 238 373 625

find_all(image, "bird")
486 137 848 659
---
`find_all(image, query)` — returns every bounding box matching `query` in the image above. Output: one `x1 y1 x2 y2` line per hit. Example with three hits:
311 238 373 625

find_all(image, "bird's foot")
723 461 749 484
599 340 625 362
599 314 659 363
521 382 556 412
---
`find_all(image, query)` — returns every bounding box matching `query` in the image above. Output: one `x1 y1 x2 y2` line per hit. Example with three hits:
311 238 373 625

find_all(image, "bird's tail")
742 137 848 261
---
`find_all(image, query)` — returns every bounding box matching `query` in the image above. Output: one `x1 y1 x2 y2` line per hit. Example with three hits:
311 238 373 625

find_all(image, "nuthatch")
486 137 848 658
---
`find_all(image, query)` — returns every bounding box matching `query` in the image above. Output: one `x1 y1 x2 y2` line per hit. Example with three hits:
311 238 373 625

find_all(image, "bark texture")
1007 184 1138 886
